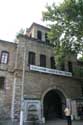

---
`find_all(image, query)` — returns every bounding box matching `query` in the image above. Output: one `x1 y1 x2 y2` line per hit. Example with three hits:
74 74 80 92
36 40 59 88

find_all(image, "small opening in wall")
0 77 5 89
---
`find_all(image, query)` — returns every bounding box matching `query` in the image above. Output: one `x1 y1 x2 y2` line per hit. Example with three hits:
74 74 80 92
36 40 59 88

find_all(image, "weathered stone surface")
0 24 82 121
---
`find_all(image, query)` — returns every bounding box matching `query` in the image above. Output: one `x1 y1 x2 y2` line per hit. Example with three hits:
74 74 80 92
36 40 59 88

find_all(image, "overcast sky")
0 0 63 41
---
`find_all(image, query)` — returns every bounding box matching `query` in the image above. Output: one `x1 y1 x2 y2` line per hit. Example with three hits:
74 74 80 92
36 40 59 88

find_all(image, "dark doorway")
43 89 65 121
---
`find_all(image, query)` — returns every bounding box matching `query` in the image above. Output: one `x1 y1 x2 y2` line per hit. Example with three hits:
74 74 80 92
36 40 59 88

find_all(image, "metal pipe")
20 41 26 125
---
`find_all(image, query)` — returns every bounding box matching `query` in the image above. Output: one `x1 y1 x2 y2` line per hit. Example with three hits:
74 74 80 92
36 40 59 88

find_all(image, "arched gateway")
43 89 66 121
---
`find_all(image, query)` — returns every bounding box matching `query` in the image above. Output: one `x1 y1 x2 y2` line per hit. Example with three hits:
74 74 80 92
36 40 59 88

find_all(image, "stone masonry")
0 23 82 121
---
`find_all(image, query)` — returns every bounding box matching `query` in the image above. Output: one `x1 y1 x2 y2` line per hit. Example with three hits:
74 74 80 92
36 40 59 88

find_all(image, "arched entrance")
43 89 66 121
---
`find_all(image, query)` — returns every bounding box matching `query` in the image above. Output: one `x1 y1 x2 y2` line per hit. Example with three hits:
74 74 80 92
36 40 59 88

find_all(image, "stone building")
0 22 83 122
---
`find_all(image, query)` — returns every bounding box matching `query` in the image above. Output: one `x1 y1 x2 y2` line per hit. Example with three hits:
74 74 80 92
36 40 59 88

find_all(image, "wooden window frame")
50 57 56 69
40 54 46 67
0 51 9 64
37 30 42 40
28 52 35 65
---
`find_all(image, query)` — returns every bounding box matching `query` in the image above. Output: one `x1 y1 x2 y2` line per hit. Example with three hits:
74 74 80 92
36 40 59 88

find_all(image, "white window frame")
1 51 9 64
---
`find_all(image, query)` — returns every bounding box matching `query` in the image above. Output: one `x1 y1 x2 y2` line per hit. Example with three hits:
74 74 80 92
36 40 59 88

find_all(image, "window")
1 51 9 64
50 57 56 69
68 61 73 72
60 63 65 71
37 30 42 40
0 77 5 89
40 55 46 67
45 33 49 43
28 52 35 65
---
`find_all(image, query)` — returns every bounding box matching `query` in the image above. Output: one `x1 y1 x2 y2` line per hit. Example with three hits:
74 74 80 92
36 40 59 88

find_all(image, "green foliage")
42 0 83 64
78 56 83 61
16 28 25 38
74 67 83 77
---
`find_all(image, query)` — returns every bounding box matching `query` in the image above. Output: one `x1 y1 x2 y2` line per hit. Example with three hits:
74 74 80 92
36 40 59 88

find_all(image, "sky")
0 0 63 42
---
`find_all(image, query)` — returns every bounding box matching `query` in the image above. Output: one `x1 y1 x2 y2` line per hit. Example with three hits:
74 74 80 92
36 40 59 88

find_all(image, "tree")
42 0 83 64
16 28 25 38
79 57 83 61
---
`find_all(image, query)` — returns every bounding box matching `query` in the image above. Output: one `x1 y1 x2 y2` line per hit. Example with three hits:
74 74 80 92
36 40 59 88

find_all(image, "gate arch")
42 88 66 120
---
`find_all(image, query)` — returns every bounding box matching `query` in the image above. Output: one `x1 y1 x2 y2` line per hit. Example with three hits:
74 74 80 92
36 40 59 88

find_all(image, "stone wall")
0 40 16 119
24 71 82 99
12 36 82 120
0 37 82 121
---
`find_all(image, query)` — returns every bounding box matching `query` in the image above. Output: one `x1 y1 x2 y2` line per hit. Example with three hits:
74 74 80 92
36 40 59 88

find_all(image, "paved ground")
45 119 83 125
0 119 82 125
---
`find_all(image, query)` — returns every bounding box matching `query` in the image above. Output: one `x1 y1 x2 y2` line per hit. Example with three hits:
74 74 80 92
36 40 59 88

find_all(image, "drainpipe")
20 41 26 125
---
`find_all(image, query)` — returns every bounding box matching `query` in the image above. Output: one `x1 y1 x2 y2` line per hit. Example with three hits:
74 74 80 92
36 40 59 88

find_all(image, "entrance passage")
43 89 65 120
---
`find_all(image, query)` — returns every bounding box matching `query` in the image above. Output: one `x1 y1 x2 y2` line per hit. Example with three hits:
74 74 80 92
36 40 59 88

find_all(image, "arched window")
0 77 5 89
1 51 9 64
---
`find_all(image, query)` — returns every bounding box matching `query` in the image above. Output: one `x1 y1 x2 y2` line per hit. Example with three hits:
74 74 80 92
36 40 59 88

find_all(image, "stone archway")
43 89 66 121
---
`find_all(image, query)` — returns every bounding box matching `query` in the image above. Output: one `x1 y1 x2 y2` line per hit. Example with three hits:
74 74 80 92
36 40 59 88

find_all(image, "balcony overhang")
30 65 72 77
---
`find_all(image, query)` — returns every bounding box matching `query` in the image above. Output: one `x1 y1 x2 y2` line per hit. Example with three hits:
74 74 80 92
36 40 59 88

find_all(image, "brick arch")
41 87 67 102
41 87 67 121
